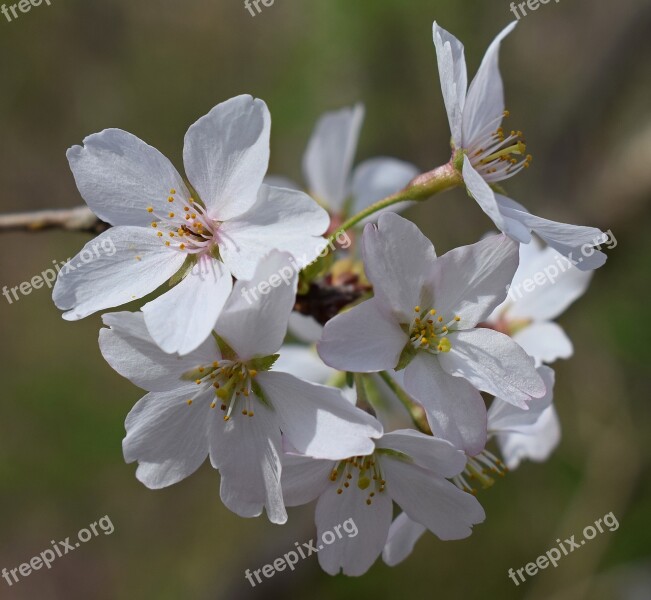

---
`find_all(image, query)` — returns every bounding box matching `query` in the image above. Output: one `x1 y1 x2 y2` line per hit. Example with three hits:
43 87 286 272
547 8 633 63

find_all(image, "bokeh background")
1 0 650 598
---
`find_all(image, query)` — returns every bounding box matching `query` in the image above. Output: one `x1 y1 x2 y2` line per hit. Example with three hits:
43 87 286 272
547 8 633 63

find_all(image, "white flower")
54 94 329 355
281 430 485 576
98 252 382 524
318 213 546 456
384 366 558 567
486 238 593 364
267 104 419 222
433 22 607 270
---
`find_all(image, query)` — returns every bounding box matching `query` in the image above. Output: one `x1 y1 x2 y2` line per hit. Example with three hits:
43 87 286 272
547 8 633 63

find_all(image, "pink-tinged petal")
462 22 517 146
303 104 365 212
142 256 232 356
53 227 185 321
488 366 555 434
402 354 488 456
317 298 408 372
351 157 419 218
433 22 467 148
439 328 546 408
382 513 427 567
381 458 485 540
462 157 506 230
376 428 469 477
257 371 383 459
183 95 271 221
217 252 297 360
209 401 287 524
497 405 561 469
99 311 220 392
362 212 437 321
428 233 519 328
513 323 573 365
123 384 211 489
274 345 337 385
219 184 329 281
66 129 190 227
280 454 333 507
315 477 393 576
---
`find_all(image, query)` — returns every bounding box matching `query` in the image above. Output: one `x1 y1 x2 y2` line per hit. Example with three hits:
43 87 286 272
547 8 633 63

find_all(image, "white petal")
219 184 329 280
513 322 573 365
428 232 519 327
315 477 393 576
462 22 517 145
505 241 593 321
381 458 485 540
142 256 233 356
497 405 561 469
376 428 468 477
302 104 365 212
257 371 383 460
496 195 608 271
53 227 186 320
439 328 546 408
288 312 324 343
462 157 506 230
362 212 437 321
274 345 337 385
263 175 301 190
382 513 427 567
432 22 467 148
123 384 211 489
488 365 555 433
350 157 419 218
216 252 297 359
281 454 333 507
317 298 408 372
67 129 190 227
183 95 271 221
209 401 287 524
99 311 219 392
402 353 487 456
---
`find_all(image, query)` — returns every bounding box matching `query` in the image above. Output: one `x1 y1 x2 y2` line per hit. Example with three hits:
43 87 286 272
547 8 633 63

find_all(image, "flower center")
329 455 386 506
467 111 532 183
452 449 508 495
184 359 259 421
408 306 460 354
147 189 220 256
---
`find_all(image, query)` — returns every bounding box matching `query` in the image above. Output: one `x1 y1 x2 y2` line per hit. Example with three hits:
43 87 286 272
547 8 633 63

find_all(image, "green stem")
328 161 461 244
378 371 432 435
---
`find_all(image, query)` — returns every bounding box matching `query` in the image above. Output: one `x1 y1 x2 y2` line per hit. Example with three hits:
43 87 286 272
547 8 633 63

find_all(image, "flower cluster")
53 22 608 577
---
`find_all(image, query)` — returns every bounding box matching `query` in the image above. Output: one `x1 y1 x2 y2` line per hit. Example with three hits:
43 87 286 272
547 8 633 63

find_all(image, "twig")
0 206 108 234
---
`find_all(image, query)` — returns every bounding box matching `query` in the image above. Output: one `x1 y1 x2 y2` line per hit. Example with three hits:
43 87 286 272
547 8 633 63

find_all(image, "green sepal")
249 354 280 372
345 372 354 388
395 344 417 372
169 254 197 288
212 332 238 361
250 379 272 409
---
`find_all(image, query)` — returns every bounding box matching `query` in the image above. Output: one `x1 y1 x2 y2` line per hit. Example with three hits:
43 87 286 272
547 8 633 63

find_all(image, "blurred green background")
1 0 650 598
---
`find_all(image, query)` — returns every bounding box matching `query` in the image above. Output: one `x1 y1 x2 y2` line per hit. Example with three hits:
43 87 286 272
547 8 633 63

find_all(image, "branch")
0 206 108 234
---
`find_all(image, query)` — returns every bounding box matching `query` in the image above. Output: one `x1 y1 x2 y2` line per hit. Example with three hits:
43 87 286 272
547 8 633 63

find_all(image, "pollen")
168 212 175 218
146 207 154 213
187 399 193 406
168 197 174 203
169 188 176 195
151 222 157 228
179 243 186 250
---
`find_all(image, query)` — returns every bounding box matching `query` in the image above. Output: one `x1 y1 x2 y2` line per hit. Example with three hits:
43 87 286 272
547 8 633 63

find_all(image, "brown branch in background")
0 206 108 234
294 278 371 326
